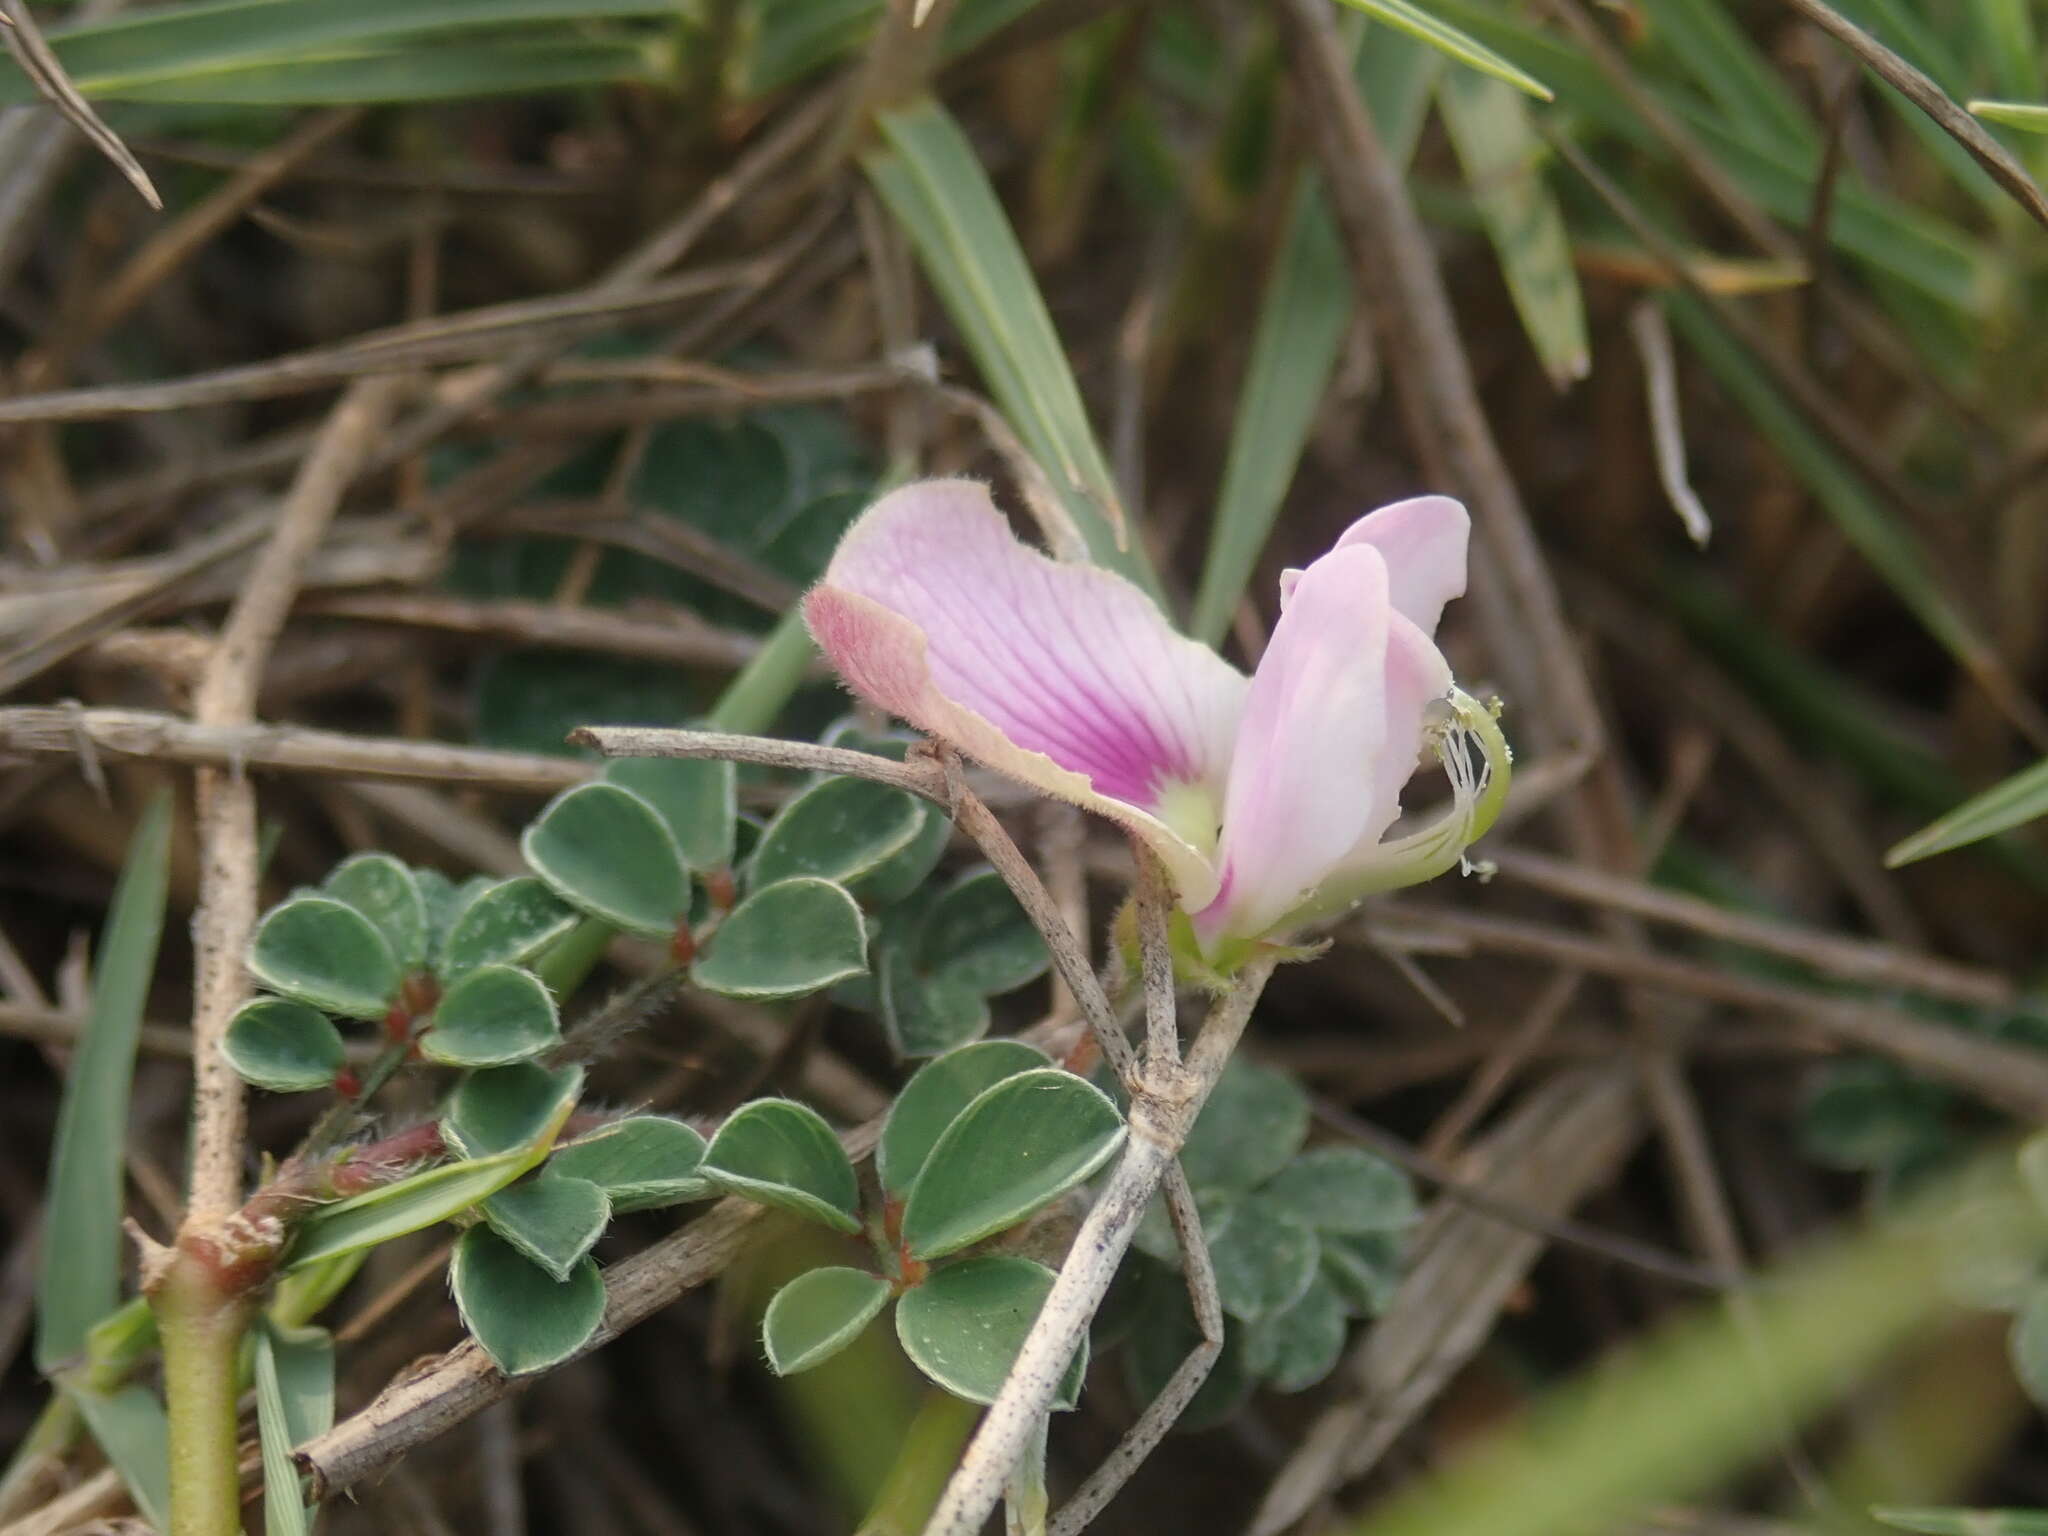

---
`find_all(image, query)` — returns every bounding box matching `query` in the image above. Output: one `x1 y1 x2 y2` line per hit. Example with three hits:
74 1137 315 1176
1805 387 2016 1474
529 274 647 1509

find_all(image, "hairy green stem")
155 1253 254 1535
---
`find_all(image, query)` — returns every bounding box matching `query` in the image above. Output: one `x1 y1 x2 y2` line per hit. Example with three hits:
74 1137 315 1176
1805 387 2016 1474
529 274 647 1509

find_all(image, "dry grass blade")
0 0 157 210
1770 0 2048 229
0 265 756 424
1367 905 2048 1116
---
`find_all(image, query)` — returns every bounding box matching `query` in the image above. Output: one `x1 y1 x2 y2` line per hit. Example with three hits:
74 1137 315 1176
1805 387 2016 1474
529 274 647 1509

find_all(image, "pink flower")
804 480 1508 957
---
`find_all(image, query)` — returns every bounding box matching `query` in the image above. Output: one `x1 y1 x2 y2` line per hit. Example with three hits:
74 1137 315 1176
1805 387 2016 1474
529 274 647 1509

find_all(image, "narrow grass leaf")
23 36 660 105
1886 757 2048 866
288 1094 572 1270
253 1320 332 1536
35 791 171 1371
1966 0 2041 101
1192 181 1351 645
1877 1511 2048 1536
1331 1214 1949 1536
1971 99 2048 131
1438 70 1590 388
0 0 680 95
1636 0 1811 146
1334 0 1551 99
61 1383 170 1529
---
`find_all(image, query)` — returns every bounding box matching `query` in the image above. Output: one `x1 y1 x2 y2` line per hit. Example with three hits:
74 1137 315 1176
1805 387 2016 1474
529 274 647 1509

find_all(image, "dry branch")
183 378 401 1218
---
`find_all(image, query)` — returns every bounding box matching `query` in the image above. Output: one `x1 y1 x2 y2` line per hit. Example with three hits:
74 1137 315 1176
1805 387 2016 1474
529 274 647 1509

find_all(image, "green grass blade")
1970 99 2048 132
9 36 660 105
1337 1199 1952 1536
1190 20 1437 646
1436 71 1589 389
1877 1511 2048 1536
1191 181 1351 645
1357 16 1448 161
866 98 1154 594
1420 0 1992 316
1885 757 2048 867
254 1321 333 1536
60 1383 170 1528
1661 294 1995 687
1334 0 1551 99
737 0 877 95
1967 0 2042 102
1636 0 1811 147
34 791 172 1373
0 0 678 97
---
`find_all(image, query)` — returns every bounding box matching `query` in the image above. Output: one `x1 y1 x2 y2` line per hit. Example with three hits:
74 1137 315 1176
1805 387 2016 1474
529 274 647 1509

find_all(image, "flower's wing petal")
1280 496 1470 636
1195 543 1394 945
804 478 1246 907
1352 613 1455 856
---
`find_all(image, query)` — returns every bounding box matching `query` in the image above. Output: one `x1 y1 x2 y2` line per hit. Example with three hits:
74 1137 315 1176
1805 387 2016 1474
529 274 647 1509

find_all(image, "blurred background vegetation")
4 0 2048 1530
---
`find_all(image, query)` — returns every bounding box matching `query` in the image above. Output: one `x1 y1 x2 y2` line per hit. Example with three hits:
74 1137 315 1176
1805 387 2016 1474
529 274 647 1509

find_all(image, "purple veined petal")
804 478 1248 908
1278 496 1470 636
1194 543 1395 947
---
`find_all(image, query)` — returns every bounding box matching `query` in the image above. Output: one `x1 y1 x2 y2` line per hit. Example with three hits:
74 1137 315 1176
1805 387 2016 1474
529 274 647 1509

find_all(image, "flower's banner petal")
807 479 1246 907
1279 496 1469 636
1200 544 1393 944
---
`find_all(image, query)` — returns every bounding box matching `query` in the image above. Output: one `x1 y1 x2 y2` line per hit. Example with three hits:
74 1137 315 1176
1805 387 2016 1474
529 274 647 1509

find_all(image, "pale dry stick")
925 960 1277 1536
0 1465 123 1536
1317 1098 1734 1290
1035 803 1090 1032
0 706 589 793
1131 842 1180 1067
0 999 195 1058
0 0 157 209
0 508 271 695
1365 905 2048 1117
184 376 401 1219
1423 968 1581 1157
1049 1161 1221 1536
1490 845 2011 1008
301 592 765 671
